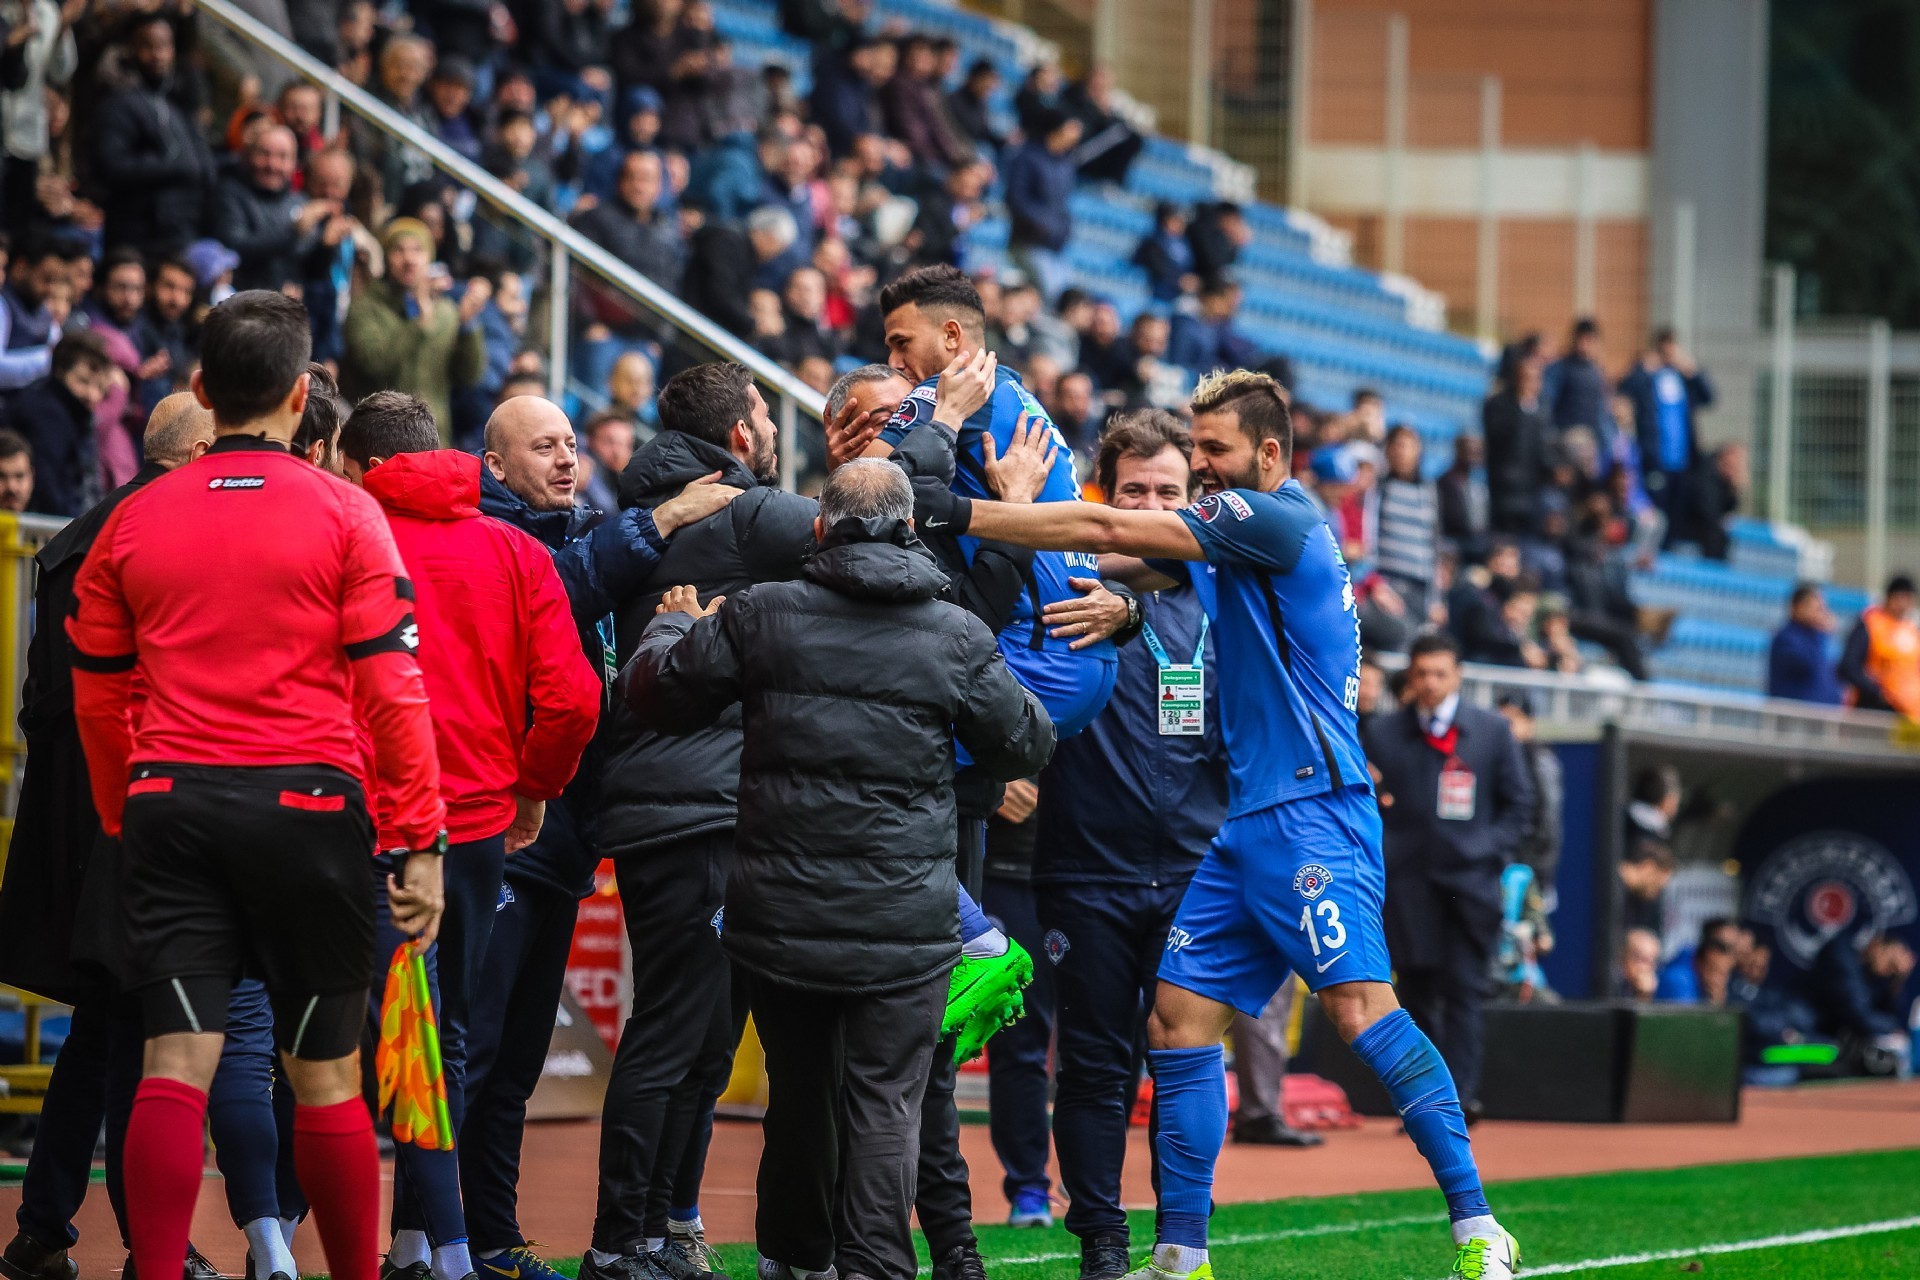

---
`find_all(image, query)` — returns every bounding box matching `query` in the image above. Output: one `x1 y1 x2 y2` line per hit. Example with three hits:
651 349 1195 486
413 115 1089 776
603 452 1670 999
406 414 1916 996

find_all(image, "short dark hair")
153 255 196 285
1496 691 1534 718
339 391 440 463
1632 764 1682 807
1887 574 1916 598
1572 316 1599 340
14 235 65 268
658 362 756 448
585 409 636 440
51 330 112 379
1096 409 1191 497
1789 580 1823 610
1407 632 1459 664
1189 369 1291 462
878 263 984 332
198 291 313 424
1651 326 1676 347
0 428 32 464
1354 387 1383 407
294 363 343 455
99 246 146 282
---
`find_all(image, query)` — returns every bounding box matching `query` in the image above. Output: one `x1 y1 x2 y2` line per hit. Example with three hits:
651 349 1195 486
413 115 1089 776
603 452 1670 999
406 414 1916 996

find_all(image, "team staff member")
1838 574 1920 718
1030 411 1230 1280
1361 633 1533 1119
463 395 742 1280
67 292 447 1280
338 393 602 1280
958 369 1520 1280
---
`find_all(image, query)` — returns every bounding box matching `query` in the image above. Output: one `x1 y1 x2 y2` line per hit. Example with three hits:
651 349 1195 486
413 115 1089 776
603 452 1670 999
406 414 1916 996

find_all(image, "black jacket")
595 431 818 856
212 177 310 294
1362 701 1534 970
683 222 756 339
624 518 1056 992
12 376 98 518
1481 389 1554 535
570 199 687 293
92 78 216 256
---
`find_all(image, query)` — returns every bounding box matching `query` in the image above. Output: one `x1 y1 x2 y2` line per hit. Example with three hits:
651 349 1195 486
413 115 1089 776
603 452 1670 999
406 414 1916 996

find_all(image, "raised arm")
964 497 1203 561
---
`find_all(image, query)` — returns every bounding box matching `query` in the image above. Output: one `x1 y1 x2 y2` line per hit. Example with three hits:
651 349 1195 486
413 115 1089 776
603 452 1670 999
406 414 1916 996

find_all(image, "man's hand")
295 199 339 234
1042 577 1130 650
997 777 1038 824
135 349 172 381
654 471 744 536
457 277 493 326
657 585 724 619
932 348 996 430
504 795 546 854
825 399 888 470
387 852 445 952
981 413 1057 504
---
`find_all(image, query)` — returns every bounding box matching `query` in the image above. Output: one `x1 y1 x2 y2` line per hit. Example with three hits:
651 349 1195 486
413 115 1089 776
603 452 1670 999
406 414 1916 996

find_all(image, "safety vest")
1863 605 1920 719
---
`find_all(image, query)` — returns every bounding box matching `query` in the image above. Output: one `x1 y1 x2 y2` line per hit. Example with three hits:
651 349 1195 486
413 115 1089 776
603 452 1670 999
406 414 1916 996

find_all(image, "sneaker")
929 1244 987 1280
1007 1190 1054 1229
652 1243 716 1280
668 1221 727 1278
0 1233 76 1280
477 1247 571 1280
1230 1116 1324 1147
1077 1234 1130 1280
754 1259 837 1280
123 1247 229 1280
943 941 1034 1041
581 1254 674 1280
1451 1229 1520 1280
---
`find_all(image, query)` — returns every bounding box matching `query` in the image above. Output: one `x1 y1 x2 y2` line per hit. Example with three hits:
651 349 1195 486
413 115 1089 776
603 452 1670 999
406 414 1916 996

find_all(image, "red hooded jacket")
362 450 601 846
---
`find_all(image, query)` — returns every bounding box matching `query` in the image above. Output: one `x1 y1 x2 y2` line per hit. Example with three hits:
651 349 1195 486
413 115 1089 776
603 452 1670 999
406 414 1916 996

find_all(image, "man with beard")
132 257 198 414
91 14 215 257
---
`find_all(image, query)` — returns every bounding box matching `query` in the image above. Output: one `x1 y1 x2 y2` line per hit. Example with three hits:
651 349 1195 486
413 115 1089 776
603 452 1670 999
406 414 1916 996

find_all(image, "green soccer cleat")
953 985 1024 1064
1452 1229 1521 1279
943 939 1033 1040
1121 1261 1213 1280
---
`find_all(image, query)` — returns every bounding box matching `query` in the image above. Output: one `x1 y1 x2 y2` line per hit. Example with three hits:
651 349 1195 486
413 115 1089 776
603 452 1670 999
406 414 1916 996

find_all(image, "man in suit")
1361 633 1533 1114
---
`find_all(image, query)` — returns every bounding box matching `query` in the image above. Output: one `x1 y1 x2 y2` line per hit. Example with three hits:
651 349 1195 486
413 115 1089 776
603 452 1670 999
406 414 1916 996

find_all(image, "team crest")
1044 929 1071 965
1294 863 1333 901
710 907 725 937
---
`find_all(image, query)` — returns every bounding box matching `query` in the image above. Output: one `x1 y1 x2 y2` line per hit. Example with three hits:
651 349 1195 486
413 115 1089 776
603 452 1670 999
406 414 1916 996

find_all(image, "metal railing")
195 0 826 490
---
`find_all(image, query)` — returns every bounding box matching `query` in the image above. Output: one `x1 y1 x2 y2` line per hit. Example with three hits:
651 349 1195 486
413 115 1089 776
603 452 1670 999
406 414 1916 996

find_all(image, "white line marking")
1514 1214 1920 1276
926 1212 1443 1273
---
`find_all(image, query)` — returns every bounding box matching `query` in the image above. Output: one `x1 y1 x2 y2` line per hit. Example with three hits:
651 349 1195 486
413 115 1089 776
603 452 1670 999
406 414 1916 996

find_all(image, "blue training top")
1148 481 1369 818
881 365 1116 666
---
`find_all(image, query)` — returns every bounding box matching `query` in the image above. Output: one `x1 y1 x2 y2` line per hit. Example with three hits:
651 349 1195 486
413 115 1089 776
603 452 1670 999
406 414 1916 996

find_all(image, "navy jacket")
1168 313 1261 379
1767 621 1842 705
477 468 668 895
12 376 98 518
1034 584 1226 887
1807 934 1907 1040
1005 141 1075 251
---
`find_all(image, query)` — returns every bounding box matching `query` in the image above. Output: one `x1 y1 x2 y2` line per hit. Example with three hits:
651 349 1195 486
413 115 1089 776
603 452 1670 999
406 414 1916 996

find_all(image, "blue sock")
1147 1045 1227 1248
957 884 993 944
668 1206 698 1224
1351 1009 1490 1222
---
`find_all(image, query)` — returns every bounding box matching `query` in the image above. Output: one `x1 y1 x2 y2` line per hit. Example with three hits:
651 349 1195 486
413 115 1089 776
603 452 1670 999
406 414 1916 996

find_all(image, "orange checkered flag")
374 942 455 1151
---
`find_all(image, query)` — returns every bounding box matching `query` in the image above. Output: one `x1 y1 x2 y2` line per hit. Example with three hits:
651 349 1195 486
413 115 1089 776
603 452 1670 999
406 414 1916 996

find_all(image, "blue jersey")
881 366 1115 667
1150 481 1368 818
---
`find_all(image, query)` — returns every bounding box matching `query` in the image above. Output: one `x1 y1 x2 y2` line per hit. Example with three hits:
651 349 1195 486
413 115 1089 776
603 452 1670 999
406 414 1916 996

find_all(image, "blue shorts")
1157 785 1391 1016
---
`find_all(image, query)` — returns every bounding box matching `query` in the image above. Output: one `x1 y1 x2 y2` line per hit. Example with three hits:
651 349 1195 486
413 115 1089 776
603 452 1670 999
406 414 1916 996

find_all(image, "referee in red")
67 292 447 1280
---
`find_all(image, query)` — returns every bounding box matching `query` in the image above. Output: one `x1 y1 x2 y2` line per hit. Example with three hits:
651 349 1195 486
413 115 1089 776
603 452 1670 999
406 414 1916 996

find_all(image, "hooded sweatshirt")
362 450 601 846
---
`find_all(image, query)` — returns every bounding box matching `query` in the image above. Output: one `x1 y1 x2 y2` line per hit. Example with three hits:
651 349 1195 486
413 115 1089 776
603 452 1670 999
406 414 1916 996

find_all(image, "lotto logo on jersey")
1293 863 1334 900
208 476 266 490
1165 925 1194 953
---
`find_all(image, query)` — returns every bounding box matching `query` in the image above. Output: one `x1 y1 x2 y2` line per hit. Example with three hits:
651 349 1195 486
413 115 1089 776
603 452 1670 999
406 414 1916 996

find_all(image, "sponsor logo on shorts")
496 882 515 912
1044 928 1070 965
208 476 266 490
1165 925 1194 953
1293 863 1333 901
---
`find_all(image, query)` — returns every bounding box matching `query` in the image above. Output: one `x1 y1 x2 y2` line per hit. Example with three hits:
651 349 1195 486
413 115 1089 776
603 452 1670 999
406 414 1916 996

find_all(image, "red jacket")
362 450 600 846
68 436 445 848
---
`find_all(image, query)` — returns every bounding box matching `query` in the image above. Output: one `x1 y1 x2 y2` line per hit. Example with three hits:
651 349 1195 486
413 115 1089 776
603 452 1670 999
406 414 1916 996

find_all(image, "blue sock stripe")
1349 1010 1491 1223
1148 1045 1227 1249
957 885 993 944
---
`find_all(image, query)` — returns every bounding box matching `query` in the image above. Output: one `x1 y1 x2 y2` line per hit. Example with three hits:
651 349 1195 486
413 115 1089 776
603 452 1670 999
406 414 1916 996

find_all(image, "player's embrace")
959 369 1522 1280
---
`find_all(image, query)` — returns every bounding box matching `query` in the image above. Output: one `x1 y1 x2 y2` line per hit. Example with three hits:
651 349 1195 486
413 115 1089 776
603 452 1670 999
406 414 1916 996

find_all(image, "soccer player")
958 370 1521 1280
67 292 448 1280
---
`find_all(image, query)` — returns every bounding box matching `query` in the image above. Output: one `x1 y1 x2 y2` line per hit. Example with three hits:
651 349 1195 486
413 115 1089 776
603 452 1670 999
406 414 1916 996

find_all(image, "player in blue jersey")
959 370 1520 1280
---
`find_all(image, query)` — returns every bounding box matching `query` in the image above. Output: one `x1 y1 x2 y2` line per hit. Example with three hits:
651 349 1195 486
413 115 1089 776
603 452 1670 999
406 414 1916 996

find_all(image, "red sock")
125 1078 209 1280
294 1099 380 1280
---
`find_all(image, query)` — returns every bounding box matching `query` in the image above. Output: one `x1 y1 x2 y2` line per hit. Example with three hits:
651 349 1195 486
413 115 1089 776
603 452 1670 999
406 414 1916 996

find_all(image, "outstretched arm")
965 498 1204 561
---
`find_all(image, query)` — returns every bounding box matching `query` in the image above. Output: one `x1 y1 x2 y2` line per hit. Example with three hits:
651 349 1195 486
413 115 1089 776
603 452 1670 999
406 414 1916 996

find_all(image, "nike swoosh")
925 518 949 529
1314 952 1348 974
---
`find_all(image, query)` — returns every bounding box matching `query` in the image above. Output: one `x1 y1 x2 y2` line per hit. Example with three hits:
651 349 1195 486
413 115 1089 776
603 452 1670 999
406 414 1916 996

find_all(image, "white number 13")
1298 901 1347 955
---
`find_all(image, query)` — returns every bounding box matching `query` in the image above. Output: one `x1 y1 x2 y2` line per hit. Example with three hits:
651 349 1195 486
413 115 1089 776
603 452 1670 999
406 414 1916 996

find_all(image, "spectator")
1059 66 1142 184
11 330 111 517
571 150 686 292
1656 918 1741 1004
1495 693 1562 903
684 121 761 221
1807 932 1914 1073
947 59 1005 154
526 0 615 102
1133 203 1196 303
213 126 332 294
1352 388 1387 442
762 265 839 367
1004 110 1080 301
1769 582 1843 705
883 35 969 170
0 236 63 395
1013 60 1064 137
759 134 825 254
0 0 77 234
74 249 147 490
0 429 32 512
424 55 485 163
907 156 992 268
1542 316 1616 451
1363 633 1533 1115
1049 370 1102 460
575 411 626 515
131 255 197 412
1839 574 1920 718
91 14 214 258
1436 433 1489 561
1617 926 1661 1001
340 219 490 441
606 351 659 432
584 88 666 205
1375 426 1439 621
812 33 894 158
368 33 437 199
1482 335 1553 536
1449 540 1538 668
1621 766 1680 940
1169 278 1261 381
1563 500 1649 679
276 81 329 164
1667 440 1744 558
1075 299 1129 392
1618 328 1714 519
746 203 808 290
1187 201 1250 282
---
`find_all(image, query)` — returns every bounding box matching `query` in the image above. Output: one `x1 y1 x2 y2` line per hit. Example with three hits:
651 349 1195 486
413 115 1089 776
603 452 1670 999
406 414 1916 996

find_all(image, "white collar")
1422 692 1461 736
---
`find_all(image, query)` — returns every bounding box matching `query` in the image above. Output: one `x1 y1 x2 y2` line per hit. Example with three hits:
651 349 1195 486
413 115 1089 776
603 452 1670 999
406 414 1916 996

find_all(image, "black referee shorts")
121 762 377 1061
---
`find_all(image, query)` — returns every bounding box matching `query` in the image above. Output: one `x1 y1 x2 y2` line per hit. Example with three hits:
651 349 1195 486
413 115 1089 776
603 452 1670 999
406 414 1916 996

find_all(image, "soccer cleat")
580 1254 674 1280
754 1259 838 1280
477 1246 572 1280
929 1244 988 1280
1077 1233 1131 1280
0 1233 76 1280
1120 1261 1212 1280
1451 1229 1521 1280
124 1247 229 1280
1231 1116 1324 1147
667 1221 730 1280
1007 1189 1054 1228
380 1261 432 1280
242 1256 292 1280
943 940 1034 1041
653 1242 717 1280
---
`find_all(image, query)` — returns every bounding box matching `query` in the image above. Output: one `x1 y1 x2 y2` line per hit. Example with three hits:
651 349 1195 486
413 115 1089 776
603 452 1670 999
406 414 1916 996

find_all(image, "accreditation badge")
1437 766 1477 821
1157 665 1205 736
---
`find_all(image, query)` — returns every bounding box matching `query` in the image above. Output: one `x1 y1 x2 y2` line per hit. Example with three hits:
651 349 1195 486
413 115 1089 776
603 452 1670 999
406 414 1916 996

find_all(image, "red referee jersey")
67 435 445 848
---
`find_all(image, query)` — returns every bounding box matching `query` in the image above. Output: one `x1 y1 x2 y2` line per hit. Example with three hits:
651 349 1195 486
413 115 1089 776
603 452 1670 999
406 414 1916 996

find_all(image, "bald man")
0 393 221 1280
459 396 740 1278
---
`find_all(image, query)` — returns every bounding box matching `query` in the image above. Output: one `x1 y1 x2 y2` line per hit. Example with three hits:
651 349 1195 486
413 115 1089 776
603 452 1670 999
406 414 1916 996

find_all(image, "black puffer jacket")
625 518 1056 992
594 430 818 856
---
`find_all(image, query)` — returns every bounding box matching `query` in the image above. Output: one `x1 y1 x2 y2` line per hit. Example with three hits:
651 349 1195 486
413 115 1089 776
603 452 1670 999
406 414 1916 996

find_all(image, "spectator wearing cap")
1006 109 1081 302
1768 582 1843 706
214 125 336 294
1133 203 1197 303
183 240 240 307
341 218 490 441
92 13 216 258
570 150 686 293
426 56 486 163
1168 277 1261 378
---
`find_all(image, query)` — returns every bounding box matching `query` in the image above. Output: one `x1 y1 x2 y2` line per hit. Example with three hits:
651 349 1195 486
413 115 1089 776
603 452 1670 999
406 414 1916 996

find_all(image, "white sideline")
920 1212 1443 1272
1516 1214 1920 1276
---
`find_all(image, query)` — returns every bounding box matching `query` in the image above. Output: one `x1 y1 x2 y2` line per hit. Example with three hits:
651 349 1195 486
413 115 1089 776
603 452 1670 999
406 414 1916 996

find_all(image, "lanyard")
1140 615 1208 669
